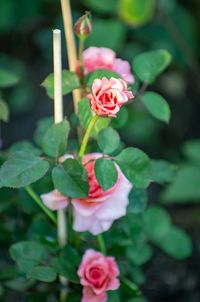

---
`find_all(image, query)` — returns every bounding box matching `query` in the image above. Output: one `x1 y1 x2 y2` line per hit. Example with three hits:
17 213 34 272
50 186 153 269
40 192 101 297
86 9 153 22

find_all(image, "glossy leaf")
0 152 49 188
118 0 156 27
42 120 70 157
98 127 120 154
95 158 118 191
156 226 192 259
116 147 151 188
133 49 171 84
144 206 171 240
141 92 171 123
42 70 80 98
52 159 89 198
128 188 147 214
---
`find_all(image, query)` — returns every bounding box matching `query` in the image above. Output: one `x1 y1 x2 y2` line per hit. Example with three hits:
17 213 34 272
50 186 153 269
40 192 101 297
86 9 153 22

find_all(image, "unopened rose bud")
74 12 92 39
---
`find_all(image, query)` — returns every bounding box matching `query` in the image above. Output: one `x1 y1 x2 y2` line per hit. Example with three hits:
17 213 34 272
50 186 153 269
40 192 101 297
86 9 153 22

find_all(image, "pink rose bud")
74 12 92 39
88 77 134 117
78 249 120 302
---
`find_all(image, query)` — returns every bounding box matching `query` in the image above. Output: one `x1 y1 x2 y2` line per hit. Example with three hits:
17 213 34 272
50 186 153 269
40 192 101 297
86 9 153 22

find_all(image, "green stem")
25 186 57 225
97 234 107 255
78 37 85 72
78 115 99 160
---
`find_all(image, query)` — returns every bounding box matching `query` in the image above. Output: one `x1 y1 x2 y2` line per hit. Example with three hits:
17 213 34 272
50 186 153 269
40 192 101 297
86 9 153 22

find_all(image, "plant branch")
97 234 107 255
78 115 99 160
25 186 57 225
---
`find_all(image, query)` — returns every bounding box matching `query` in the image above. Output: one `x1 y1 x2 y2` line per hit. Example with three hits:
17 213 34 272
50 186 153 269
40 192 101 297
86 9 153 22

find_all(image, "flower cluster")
41 44 135 301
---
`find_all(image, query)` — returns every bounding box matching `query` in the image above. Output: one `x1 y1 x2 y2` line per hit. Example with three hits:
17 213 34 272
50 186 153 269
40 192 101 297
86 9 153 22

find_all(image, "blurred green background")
0 0 200 301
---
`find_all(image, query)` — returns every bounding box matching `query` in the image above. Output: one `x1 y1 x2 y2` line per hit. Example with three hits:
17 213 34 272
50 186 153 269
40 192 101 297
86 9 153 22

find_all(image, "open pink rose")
78 249 120 302
88 77 133 117
41 153 132 235
72 153 132 235
82 47 134 83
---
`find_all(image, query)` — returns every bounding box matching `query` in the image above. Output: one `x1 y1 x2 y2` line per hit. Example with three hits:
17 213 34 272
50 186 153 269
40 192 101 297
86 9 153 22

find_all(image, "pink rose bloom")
41 153 132 235
72 153 132 235
88 77 133 117
78 249 120 302
83 47 115 73
82 47 134 84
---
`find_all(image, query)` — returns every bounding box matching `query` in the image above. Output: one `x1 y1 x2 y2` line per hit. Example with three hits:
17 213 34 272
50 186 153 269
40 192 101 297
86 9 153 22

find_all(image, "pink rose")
78 249 120 302
41 153 132 235
72 153 132 235
88 77 133 117
82 47 134 84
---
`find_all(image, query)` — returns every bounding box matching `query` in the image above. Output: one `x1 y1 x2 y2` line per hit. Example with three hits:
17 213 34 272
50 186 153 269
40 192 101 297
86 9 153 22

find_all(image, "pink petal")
82 287 107 302
40 190 68 211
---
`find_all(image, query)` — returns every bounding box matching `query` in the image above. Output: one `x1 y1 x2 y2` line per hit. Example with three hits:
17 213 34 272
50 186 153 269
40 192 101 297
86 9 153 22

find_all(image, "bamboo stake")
53 29 66 248
53 29 68 301
60 0 81 113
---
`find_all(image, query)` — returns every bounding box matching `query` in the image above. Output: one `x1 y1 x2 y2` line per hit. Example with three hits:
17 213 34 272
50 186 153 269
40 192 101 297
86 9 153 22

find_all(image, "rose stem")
25 186 57 225
53 29 68 300
78 115 99 161
60 0 81 113
97 234 107 255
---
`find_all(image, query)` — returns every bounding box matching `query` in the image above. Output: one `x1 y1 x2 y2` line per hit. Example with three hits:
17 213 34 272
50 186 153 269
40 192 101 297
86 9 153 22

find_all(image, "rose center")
89 268 103 280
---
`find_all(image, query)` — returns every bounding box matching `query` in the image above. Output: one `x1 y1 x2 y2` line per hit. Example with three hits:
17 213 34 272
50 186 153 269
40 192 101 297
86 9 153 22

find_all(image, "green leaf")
0 152 49 188
92 117 111 138
84 69 121 87
51 257 79 283
9 241 49 264
128 188 147 214
111 107 128 129
133 49 171 84
78 98 93 129
51 246 80 283
118 0 156 27
9 141 42 156
0 68 19 88
143 206 171 240
42 120 70 157
150 159 176 184
182 139 200 163
156 226 192 259
95 158 118 191
126 243 153 265
162 164 200 203
34 116 53 147
52 158 89 198
141 92 171 123
0 99 9 122
26 266 57 282
98 127 120 154
9 241 57 283
115 147 151 188
42 70 80 98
